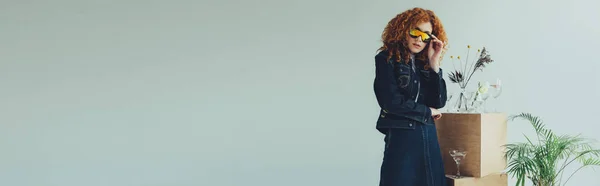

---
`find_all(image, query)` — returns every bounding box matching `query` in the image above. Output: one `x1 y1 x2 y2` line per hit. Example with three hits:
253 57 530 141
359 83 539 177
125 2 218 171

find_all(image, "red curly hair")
377 7 449 69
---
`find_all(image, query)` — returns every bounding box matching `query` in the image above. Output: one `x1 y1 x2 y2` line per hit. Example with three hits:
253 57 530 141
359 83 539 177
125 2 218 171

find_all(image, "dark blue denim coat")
373 50 447 133
373 50 449 186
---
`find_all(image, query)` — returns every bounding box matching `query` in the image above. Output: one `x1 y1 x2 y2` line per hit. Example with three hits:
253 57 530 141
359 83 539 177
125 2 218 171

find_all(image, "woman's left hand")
427 34 444 72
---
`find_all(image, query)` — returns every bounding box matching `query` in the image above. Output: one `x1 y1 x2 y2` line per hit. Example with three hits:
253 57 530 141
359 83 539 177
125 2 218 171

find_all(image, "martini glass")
449 149 467 178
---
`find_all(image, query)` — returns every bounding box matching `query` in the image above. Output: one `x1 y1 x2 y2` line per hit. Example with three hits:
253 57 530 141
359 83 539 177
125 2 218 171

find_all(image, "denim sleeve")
421 68 448 109
374 55 432 124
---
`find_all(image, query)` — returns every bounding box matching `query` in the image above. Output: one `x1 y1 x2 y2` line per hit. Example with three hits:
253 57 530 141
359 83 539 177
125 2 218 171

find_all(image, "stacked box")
446 173 508 186
435 113 508 186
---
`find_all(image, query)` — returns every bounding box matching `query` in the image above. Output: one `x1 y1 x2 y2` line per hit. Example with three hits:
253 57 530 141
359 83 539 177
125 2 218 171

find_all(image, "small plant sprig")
448 45 495 89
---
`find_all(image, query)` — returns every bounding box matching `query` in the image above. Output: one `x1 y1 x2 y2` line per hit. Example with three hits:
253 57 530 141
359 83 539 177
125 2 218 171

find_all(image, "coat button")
380 114 385 118
409 123 413 127
414 80 417 83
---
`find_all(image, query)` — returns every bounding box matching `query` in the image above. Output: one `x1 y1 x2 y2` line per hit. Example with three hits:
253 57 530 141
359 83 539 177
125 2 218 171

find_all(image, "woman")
373 7 449 186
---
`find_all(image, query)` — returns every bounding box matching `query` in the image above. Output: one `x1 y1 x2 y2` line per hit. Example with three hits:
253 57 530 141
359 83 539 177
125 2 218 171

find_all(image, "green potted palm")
503 113 600 186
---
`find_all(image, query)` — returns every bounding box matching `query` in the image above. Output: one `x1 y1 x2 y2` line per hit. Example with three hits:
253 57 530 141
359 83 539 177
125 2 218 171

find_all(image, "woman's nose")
416 36 424 43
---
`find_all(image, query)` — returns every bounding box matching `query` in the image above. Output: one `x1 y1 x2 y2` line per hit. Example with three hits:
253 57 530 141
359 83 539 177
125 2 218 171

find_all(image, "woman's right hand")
430 107 442 120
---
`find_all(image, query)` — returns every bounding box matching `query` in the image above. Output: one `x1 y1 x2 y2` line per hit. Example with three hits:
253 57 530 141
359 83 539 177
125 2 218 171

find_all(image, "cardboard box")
445 173 508 186
435 113 507 178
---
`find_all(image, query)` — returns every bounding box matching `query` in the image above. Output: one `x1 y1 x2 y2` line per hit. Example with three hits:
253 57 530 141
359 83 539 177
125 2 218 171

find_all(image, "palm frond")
509 113 555 141
507 155 537 186
505 112 600 186
504 142 534 160
574 150 600 164
581 157 600 166
554 134 587 159
563 156 600 185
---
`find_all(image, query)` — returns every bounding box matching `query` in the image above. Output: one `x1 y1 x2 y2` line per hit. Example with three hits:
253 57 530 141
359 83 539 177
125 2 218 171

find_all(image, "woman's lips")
413 43 422 48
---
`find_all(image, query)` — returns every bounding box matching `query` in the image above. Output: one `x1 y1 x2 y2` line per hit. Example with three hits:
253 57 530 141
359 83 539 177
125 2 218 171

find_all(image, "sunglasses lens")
409 29 431 42
422 36 431 42
409 29 420 37
423 36 431 42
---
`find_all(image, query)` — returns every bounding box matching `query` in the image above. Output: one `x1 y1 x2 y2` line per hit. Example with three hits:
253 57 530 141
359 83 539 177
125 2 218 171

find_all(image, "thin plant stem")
451 58 459 86
556 153 589 178
465 64 478 88
458 57 464 86
451 58 458 77
459 58 466 88
563 165 587 186
451 58 457 72
464 47 470 81
557 154 571 184
464 50 480 86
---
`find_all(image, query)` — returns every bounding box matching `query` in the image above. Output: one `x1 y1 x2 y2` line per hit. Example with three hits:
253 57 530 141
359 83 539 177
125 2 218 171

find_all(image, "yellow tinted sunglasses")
409 29 432 42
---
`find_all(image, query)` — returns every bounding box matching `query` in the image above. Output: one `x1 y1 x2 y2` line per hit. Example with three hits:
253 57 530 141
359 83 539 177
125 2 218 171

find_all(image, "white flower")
478 81 490 94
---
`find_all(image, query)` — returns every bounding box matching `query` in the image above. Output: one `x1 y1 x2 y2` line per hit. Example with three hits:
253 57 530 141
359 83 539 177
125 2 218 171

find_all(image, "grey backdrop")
1 0 599 186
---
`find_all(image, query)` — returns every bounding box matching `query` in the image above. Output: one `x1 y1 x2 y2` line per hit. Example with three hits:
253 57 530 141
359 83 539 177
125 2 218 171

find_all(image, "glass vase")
452 88 475 113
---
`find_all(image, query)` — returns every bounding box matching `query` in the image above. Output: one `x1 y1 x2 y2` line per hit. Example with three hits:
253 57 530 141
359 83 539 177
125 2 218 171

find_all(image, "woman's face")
406 21 433 54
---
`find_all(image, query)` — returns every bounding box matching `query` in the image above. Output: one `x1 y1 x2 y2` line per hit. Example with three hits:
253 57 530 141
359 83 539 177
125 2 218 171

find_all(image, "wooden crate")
446 173 508 186
435 113 507 178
